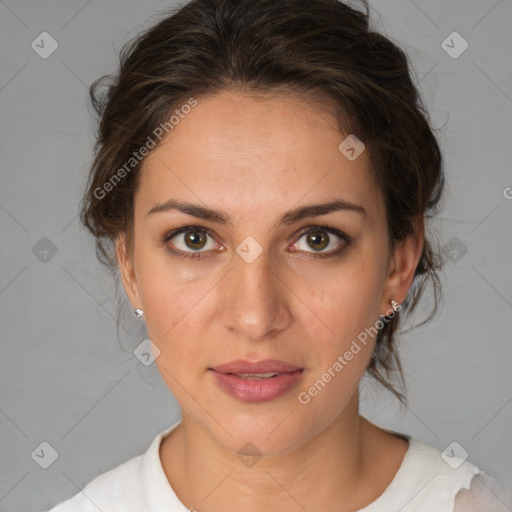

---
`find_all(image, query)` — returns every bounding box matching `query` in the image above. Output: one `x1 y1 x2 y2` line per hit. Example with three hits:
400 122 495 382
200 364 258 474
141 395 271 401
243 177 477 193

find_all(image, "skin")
116 89 424 511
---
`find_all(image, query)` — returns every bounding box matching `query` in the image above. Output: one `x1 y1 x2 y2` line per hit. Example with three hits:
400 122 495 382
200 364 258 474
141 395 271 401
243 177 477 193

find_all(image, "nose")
220 248 293 342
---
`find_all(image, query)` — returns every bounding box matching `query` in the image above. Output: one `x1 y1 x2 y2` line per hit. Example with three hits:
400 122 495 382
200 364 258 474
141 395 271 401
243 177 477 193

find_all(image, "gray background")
1 0 511 510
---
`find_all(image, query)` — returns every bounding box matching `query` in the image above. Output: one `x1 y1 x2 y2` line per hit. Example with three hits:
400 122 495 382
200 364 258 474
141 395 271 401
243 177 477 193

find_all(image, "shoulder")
453 472 512 512
390 437 484 511
46 454 146 512
46 421 183 512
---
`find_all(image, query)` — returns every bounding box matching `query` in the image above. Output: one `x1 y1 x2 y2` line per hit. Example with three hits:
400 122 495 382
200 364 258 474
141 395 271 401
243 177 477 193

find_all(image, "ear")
380 215 424 316
115 232 142 310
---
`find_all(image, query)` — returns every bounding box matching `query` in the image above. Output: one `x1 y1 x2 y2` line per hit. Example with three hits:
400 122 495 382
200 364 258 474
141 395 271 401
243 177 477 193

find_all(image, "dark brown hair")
80 0 445 404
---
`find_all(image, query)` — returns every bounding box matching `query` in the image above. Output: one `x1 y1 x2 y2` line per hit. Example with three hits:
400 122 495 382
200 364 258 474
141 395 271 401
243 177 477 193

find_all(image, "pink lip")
210 359 302 374
208 359 304 403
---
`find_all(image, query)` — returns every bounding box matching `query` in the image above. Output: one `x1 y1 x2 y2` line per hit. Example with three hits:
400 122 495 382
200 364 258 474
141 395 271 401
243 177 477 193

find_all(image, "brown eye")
305 231 329 251
292 225 352 258
162 226 219 259
183 230 208 250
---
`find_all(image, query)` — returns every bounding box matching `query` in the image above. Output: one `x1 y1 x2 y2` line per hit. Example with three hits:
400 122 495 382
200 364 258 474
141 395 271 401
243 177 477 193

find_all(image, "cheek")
133 252 204 371
135 240 210 331
141 277 207 364
290 256 384 392
293 255 384 342
142 282 208 404
295 286 378 416
134 255 229 402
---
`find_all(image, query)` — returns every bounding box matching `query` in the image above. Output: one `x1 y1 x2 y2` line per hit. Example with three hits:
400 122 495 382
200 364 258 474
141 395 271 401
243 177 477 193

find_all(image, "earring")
379 299 401 319
133 308 144 318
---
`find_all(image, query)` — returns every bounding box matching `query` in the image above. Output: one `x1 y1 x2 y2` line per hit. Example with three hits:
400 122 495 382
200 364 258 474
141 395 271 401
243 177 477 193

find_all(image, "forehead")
136 89 382 222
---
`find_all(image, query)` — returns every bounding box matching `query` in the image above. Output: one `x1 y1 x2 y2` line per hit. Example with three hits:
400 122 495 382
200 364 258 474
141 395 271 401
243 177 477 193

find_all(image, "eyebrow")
146 198 367 226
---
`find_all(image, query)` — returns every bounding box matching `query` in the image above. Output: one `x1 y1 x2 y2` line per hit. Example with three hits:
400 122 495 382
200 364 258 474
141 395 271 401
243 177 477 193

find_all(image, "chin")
207 409 320 458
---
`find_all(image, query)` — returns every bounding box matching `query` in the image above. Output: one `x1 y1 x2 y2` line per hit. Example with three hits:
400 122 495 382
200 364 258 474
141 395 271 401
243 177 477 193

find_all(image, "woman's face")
117 89 422 455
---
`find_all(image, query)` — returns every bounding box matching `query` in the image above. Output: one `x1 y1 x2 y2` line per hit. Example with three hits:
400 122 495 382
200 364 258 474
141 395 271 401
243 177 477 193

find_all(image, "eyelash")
161 224 353 260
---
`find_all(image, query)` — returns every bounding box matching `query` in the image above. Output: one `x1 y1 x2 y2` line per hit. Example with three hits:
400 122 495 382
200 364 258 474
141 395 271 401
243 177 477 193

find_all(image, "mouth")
209 358 303 374
223 372 282 380
208 360 304 403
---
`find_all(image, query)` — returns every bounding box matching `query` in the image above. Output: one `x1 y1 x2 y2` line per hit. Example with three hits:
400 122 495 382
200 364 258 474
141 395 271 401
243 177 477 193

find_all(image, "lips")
209 360 304 402
210 359 302 375
208 359 304 402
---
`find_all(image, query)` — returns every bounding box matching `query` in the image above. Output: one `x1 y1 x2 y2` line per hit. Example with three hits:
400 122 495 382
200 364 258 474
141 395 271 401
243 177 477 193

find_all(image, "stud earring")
379 299 401 319
390 299 401 312
133 308 144 318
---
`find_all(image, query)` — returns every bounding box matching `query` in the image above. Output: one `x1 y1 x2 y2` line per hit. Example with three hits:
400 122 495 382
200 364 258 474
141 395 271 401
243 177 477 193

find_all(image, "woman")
48 0 509 510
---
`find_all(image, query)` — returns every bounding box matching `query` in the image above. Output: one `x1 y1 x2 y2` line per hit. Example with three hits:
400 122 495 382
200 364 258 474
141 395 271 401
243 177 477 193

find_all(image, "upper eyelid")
164 224 349 251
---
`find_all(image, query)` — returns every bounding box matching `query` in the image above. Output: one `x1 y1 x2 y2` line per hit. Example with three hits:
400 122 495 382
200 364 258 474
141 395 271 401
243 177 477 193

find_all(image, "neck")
159 391 406 512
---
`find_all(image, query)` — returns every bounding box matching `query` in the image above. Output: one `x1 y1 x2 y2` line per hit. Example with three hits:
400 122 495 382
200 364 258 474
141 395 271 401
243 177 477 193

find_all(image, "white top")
47 420 509 512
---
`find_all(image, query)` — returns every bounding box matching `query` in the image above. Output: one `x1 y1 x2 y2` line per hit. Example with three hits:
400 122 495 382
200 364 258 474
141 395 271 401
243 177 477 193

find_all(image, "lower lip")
209 369 304 403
